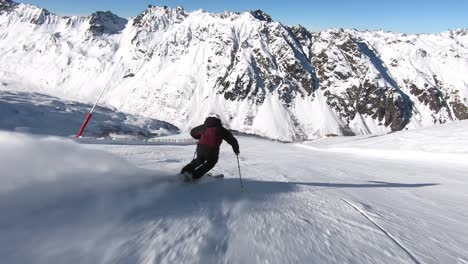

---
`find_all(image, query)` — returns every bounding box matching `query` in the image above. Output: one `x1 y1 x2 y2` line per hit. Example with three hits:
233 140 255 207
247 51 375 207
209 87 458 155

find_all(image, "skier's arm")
222 128 240 154
190 125 205 140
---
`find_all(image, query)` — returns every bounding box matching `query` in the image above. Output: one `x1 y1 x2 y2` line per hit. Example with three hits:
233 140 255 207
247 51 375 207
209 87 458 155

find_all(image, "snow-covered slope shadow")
117 178 442 227
0 91 178 138
0 131 295 263
0 178 440 263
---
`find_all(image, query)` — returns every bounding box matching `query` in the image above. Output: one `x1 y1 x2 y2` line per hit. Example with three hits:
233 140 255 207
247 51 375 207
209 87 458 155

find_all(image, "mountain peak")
0 0 17 13
133 5 186 28
249 10 273 23
288 25 312 39
452 28 468 36
142 4 186 16
88 11 127 36
175 5 184 13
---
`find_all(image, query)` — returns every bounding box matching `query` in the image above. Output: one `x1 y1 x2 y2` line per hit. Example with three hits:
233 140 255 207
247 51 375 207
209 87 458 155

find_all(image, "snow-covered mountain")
1 0 467 141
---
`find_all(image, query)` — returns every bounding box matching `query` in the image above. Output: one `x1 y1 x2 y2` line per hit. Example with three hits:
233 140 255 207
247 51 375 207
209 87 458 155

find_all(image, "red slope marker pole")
76 56 123 138
76 113 93 138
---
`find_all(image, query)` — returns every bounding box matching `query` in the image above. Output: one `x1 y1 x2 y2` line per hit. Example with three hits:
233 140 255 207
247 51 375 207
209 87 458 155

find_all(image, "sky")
20 0 468 34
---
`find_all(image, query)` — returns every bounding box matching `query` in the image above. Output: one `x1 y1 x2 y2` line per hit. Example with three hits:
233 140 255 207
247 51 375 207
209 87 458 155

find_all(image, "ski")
179 172 224 182
206 173 224 178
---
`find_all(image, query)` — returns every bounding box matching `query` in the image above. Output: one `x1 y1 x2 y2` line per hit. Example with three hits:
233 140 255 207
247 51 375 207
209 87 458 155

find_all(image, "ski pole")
236 155 244 192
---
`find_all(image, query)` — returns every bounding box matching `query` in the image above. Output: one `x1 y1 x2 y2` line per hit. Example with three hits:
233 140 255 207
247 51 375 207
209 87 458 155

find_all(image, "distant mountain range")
1 0 467 141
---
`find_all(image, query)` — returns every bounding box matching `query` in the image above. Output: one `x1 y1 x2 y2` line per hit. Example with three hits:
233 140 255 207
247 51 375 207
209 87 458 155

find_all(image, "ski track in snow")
1 128 468 263
339 198 421 264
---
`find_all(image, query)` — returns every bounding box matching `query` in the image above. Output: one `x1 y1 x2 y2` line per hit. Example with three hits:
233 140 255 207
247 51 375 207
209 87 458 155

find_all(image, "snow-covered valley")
1 119 467 263
0 89 178 138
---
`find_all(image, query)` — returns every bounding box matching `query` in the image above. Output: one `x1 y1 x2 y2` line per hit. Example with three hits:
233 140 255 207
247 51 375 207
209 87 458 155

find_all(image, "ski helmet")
208 113 221 119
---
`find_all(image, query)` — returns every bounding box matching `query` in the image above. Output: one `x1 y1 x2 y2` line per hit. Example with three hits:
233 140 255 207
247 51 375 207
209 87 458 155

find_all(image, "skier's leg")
181 147 205 174
192 152 218 179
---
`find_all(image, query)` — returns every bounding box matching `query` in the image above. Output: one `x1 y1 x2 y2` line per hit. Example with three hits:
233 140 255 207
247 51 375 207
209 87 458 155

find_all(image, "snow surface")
1 121 467 263
300 121 468 165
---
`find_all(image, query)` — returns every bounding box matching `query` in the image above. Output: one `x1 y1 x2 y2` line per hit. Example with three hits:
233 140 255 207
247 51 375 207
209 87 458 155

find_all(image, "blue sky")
20 0 468 33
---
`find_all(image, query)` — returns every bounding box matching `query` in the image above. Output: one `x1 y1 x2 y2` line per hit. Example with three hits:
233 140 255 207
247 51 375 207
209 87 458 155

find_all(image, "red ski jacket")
190 117 239 154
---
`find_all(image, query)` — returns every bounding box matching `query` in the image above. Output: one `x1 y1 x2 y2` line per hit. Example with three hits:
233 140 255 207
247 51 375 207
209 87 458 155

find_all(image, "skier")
181 114 240 181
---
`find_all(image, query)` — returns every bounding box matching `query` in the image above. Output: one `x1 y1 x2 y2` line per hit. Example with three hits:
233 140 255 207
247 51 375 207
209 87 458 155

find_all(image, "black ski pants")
182 144 219 179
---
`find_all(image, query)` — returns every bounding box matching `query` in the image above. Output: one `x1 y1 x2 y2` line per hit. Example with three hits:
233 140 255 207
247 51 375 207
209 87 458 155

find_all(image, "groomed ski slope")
1 121 468 263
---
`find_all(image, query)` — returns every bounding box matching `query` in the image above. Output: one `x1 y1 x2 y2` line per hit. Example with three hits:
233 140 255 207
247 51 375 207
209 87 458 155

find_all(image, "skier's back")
181 115 239 180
